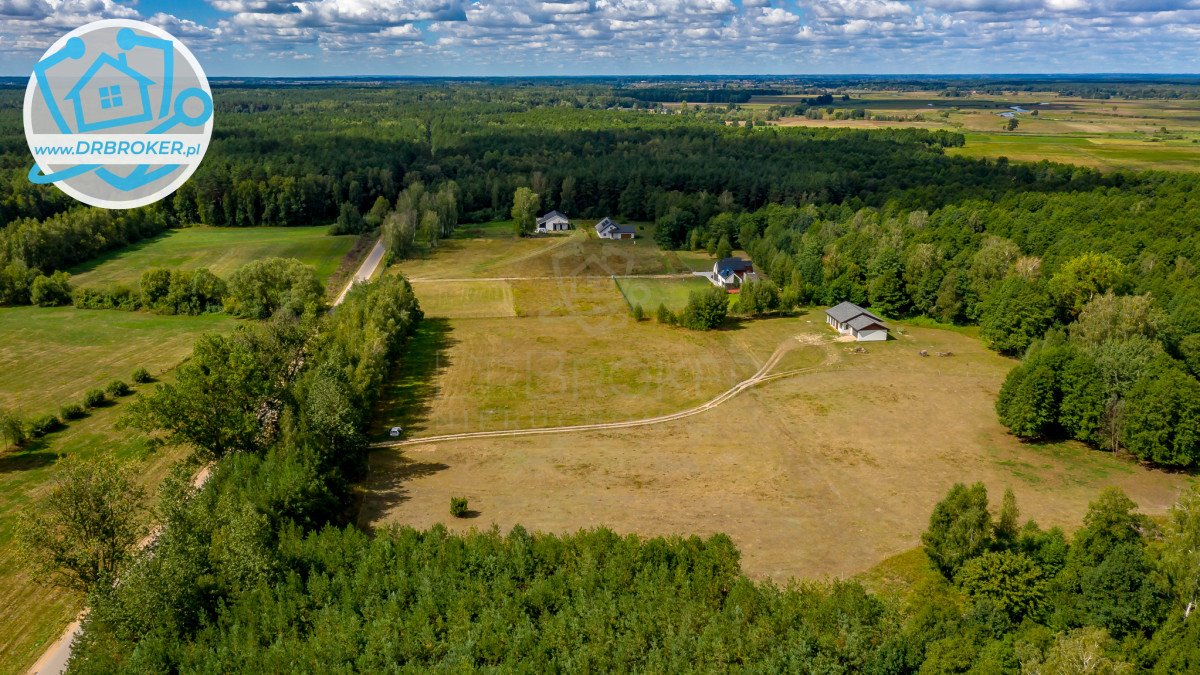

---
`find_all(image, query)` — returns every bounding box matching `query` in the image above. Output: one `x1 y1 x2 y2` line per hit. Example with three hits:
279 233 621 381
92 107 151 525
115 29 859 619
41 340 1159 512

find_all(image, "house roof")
826 301 883 325
716 257 753 272
847 314 887 331
595 217 616 232
537 210 568 225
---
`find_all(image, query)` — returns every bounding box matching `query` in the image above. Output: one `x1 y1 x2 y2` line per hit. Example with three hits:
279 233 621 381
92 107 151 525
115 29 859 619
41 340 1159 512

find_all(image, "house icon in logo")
64 52 154 133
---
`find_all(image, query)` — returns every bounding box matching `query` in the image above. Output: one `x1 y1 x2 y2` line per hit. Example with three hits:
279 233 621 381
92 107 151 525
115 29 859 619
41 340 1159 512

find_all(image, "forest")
5 80 1200 670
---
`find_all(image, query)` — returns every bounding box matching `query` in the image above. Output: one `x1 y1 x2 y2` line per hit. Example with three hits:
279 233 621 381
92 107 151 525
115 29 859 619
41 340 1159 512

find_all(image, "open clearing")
363 286 1193 580
363 232 1197 581
765 92 1200 172
0 306 236 415
69 225 357 288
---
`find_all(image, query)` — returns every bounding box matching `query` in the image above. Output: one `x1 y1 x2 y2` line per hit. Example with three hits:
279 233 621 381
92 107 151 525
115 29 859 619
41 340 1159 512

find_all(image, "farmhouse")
825 301 889 342
704 257 757 289
536 211 571 233
595 217 636 239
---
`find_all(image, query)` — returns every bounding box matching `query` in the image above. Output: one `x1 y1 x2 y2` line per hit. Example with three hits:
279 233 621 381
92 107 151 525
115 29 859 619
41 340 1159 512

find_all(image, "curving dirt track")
373 335 838 449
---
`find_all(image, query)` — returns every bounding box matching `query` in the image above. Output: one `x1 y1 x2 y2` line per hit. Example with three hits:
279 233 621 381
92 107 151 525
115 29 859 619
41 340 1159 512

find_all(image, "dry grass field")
364 252 1193 581
363 317 1191 580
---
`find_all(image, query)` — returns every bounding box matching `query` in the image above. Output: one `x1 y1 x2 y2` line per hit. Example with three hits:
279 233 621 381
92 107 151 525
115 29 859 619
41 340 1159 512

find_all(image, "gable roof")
716 257 753 272
847 314 887 331
826 301 883 325
537 210 568 225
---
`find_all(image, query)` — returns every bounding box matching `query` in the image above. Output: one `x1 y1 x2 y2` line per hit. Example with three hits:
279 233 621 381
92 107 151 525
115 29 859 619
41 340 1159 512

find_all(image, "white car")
389 426 403 437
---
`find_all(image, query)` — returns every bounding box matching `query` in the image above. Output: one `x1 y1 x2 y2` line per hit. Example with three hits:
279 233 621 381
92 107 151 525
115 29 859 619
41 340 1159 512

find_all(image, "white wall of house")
853 328 888 342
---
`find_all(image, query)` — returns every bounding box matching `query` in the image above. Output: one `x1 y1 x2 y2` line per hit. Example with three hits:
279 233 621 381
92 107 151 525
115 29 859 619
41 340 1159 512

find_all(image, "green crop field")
69 226 357 288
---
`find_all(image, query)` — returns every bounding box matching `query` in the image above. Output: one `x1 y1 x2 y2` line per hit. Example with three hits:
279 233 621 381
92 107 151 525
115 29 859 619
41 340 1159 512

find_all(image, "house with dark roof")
595 217 636 239
536 211 571 233
705 257 757 289
825 301 889 342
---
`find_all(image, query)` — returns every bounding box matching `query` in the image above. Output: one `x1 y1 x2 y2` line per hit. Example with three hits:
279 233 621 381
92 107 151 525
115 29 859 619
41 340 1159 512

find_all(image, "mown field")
0 306 235 414
69 225 357 288
362 227 1194 582
0 307 231 672
766 91 1200 171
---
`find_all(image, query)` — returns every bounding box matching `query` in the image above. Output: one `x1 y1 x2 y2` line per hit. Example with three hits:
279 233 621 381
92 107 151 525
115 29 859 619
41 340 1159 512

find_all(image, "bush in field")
131 367 153 384
30 271 72 307
656 303 676 325
1 410 27 449
27 414 62 438
106 380 131 398
450 497 470 518
680 286 729 330
82 388 107 409
630 303 645 321
60 403 85 420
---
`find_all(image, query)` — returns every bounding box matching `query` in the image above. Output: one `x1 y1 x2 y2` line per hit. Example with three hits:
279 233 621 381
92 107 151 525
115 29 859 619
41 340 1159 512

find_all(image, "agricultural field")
394 220 696 280
363 234 1192 582
0 306 236 415
0 306 231 672
765 91 1200 171
69 225 358 288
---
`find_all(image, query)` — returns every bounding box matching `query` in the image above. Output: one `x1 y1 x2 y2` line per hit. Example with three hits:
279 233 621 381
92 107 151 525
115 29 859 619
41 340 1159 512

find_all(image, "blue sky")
1 1 1199 76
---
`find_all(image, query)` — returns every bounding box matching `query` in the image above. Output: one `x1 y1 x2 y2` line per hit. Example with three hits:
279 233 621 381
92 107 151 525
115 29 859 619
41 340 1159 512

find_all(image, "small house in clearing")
704 257 757 289
536 211 571 233
595 217 636 239
825 301 889 342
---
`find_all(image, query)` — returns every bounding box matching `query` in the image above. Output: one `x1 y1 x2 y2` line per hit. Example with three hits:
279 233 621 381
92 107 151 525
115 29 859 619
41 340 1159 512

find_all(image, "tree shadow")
357 453 450 528
372 318 457 439
0 448 57 473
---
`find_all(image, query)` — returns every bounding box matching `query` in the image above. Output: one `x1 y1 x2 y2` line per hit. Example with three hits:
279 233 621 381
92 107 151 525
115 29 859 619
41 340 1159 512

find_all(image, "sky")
1 0 1199 76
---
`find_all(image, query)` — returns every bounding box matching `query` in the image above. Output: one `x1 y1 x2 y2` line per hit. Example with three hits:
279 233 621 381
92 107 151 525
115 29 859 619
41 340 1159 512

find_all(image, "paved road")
373 336 836 450
334 238 386 305
29 244 385 675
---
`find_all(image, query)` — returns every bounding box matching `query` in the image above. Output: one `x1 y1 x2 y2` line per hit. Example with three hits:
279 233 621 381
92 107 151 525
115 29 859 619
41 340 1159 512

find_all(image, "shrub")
82 389 107 409
450 497 469 518
106 380 131 398
60 403 86 420
27 414 62 438
0 411 26 448
630 303 645 321
30 271 73 307
680 286 730 330
656 303 676 325
131 367 153 384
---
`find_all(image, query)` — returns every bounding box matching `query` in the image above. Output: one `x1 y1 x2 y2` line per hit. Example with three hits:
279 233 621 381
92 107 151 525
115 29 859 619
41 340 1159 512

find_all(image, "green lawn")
0 306 236 415
616 276 715 312
69 226 357 288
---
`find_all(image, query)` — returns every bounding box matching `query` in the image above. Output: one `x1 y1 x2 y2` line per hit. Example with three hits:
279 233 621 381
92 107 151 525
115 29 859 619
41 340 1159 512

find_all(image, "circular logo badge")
23 19 213 209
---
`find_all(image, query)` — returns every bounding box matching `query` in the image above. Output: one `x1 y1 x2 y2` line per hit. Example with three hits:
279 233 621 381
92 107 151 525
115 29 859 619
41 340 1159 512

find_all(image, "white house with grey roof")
595 217 636 239
536 211 571 233
700 257 757 289
826 301 889 342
